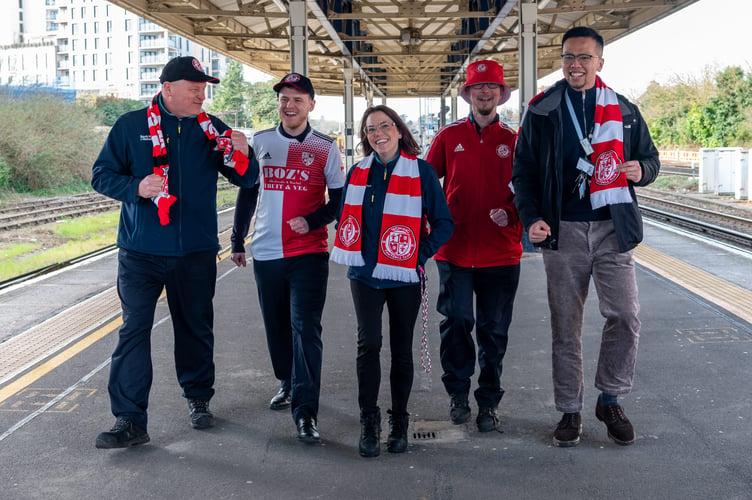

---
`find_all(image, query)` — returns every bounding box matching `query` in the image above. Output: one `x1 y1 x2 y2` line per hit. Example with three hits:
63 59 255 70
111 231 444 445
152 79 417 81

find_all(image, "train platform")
0 212 751 500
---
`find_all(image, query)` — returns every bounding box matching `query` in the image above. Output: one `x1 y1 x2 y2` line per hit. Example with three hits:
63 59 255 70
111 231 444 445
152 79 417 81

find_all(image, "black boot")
387 410 409 453
359 408 381 458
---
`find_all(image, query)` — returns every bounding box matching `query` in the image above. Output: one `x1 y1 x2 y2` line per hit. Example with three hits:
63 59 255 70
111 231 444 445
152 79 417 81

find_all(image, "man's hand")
489 208 509 227
230 130 249 155
618 160 642 183
138 174 164 198
528 220 551 244
230 252 247 267
287 216 310 234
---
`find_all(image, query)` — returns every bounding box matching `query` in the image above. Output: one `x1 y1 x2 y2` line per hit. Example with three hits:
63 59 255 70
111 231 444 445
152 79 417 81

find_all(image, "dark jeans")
436 260 520 408
350 279 421 415
253 253 328 421
109 249 217 430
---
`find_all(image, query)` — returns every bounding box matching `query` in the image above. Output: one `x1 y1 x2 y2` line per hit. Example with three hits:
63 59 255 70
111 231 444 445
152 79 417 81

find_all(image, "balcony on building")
139 34 166 49
140 68 160 82
138 19 163 33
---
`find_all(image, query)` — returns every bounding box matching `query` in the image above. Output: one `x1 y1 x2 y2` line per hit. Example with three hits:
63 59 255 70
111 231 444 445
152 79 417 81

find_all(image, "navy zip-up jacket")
91 101 256 256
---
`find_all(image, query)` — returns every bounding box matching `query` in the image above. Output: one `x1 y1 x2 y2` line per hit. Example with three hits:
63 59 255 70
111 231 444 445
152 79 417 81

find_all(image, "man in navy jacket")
91 56 255 448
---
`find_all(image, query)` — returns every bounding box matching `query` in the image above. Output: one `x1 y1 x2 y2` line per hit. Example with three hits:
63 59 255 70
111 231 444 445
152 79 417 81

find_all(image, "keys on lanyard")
573 170 589 199
574 157 595 199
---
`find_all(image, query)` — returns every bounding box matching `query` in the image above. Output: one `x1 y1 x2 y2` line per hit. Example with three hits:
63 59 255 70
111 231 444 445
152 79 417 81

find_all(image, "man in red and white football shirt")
231 73 344 444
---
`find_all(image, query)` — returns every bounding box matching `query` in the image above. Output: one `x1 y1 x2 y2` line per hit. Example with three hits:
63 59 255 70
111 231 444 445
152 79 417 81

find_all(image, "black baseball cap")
160 56 220 84
273 73 315 98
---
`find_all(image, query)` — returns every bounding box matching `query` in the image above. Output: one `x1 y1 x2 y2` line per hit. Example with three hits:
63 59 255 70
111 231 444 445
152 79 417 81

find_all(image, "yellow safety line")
0 245 236 405
0 317 122 404
634 244 752 324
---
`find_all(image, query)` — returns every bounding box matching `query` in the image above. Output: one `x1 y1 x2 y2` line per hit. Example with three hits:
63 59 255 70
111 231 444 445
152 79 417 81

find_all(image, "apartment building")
0 0 225 102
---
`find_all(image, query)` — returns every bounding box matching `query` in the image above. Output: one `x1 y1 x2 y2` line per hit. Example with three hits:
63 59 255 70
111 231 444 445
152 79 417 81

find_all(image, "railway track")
0 183 237 232
0 192 120 231
637 192 752 250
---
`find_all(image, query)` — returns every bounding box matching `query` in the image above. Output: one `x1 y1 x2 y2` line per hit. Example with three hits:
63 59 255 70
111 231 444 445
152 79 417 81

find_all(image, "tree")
208 61 250 127
639 66 752 149
700 66 752 147
95 96 144 126
246 80 278 130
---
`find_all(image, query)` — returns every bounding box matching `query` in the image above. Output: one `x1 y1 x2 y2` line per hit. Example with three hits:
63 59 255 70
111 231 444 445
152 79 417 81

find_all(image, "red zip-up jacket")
425 116 522 268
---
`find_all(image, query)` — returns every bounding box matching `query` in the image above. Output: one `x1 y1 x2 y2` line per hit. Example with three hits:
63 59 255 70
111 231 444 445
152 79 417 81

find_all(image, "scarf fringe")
373 263 419 283
330 246 365 267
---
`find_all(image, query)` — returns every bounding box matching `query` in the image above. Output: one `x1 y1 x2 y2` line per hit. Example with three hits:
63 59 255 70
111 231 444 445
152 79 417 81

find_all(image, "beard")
475 102 496 116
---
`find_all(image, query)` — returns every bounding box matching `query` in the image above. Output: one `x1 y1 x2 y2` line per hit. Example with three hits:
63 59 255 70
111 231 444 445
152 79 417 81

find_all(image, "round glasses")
364 121 395 136
468 82 501 91
561 54 599 65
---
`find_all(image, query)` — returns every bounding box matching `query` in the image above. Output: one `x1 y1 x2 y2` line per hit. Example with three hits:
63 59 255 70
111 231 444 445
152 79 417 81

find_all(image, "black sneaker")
449 394 471 424
476 407 499 432
595 398 635 445
553 412 582 447
95 418 150 449
188 399 215 429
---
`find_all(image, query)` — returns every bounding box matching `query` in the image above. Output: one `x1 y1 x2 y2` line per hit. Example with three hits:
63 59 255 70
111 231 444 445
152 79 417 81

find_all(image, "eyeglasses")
364 121 395 135
468 82 501 91
561 53 599 64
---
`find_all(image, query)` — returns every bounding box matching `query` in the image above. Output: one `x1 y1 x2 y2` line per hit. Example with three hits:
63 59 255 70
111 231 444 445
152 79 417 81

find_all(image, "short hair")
358 105 421 157
562 26 604 54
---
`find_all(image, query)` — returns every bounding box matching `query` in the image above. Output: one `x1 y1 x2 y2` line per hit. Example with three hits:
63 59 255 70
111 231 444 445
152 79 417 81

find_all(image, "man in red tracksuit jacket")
425 59 522 433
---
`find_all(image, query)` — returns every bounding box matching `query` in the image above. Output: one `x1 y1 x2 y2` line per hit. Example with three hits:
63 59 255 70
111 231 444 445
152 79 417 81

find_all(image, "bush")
0 90 107 193
0 154 9 190
95 96 144 126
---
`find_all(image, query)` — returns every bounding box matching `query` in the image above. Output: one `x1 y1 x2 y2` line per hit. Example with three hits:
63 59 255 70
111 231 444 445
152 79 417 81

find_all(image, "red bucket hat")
460 60 511 106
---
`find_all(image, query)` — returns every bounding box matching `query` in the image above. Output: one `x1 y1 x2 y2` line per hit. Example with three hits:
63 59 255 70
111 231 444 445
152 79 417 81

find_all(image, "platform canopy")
109 0 699 98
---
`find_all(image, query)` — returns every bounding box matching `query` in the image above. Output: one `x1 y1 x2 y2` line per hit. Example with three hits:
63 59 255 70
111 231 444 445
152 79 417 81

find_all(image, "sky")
245 0 752 124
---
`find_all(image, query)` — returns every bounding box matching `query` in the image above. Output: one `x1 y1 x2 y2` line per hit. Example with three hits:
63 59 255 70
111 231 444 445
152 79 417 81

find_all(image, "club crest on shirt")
380 225 417 261
496 144 511 158
594 150 621 185
338 215 361 247
302 151 315 166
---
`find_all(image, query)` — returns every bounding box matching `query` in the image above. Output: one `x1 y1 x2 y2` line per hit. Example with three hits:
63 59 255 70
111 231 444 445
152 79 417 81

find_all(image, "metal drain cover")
411 420 468 443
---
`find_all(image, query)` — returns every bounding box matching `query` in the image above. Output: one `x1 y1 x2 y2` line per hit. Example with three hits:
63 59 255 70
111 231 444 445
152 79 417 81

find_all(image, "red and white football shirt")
250 127 345 260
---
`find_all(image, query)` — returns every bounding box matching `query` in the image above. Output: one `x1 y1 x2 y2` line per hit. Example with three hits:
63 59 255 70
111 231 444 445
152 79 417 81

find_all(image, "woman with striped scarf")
331 105 453 457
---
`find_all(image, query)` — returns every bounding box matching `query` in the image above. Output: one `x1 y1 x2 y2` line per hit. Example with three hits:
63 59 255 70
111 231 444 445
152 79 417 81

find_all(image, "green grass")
55 212 120 238
1 242 38 260
652 175 698 192
0 211 119 282
0 187 240 282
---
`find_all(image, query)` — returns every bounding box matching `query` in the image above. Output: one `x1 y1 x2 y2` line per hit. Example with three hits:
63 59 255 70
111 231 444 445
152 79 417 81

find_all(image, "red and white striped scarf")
588 77 632 209
331 151 423 283
147 93 249 225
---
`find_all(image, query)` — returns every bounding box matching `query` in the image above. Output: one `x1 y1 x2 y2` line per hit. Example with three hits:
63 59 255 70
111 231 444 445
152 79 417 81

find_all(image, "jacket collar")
528 79 633 119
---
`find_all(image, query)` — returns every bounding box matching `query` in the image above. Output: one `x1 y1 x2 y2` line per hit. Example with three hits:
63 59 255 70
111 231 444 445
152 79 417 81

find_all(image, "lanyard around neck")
564 91 594 157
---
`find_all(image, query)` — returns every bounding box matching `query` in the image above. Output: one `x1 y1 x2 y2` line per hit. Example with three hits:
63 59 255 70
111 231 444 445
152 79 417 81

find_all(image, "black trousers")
436 260 520 409
109 249 217 430
253 253 328 421
350 279 421 415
